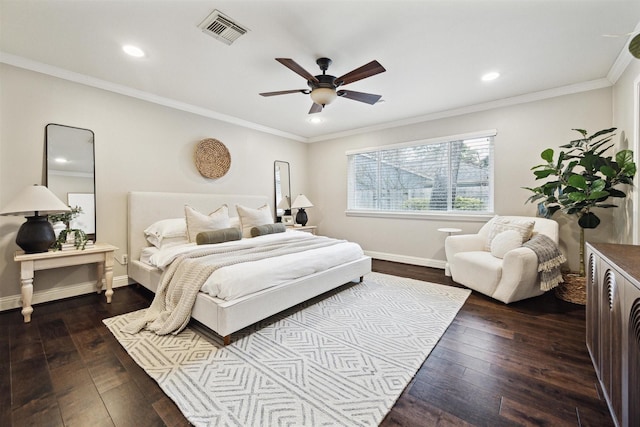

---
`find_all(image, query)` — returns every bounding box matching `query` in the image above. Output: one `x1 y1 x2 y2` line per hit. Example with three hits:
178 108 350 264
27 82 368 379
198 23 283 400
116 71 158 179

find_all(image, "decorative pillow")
229 216 241 230
144 218 187 248
485 216 535 250
490 230 523 259
185 204 231 242
250 223 286 237
196 227 242 245
236 204 273 238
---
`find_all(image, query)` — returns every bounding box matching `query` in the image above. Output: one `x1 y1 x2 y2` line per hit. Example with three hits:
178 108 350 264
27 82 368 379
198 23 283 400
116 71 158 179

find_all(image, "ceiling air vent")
198 10 248 46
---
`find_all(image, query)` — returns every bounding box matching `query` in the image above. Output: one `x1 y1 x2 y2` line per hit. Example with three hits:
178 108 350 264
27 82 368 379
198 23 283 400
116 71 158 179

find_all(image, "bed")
127 191 372 344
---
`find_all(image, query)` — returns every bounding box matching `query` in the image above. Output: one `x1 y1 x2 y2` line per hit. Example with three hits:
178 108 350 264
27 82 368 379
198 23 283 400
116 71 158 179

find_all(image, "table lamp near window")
0 184 71 253
292 194 313 226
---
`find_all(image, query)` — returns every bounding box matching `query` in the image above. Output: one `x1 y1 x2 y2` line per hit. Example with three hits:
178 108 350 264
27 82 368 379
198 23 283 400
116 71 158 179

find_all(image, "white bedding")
142 230 364 301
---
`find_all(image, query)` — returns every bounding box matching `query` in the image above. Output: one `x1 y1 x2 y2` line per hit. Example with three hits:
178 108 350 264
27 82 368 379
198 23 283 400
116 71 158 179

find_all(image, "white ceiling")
2 0 640 142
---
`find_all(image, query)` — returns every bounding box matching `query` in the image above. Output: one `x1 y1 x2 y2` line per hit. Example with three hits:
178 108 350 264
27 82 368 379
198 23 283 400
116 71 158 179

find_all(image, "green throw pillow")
250 223 286 237
196 227 242 245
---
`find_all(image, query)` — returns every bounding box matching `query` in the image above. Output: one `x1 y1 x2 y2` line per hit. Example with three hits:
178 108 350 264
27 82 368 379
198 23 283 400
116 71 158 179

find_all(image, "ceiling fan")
259 57 386 114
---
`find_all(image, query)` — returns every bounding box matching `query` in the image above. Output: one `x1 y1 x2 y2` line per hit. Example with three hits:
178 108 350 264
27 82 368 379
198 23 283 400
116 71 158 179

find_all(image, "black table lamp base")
295 208 308 226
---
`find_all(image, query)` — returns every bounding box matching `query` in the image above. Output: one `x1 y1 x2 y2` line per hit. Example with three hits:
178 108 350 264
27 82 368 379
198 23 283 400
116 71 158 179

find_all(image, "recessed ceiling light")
482 71 500 82
307 117 324 124
122 44 145 58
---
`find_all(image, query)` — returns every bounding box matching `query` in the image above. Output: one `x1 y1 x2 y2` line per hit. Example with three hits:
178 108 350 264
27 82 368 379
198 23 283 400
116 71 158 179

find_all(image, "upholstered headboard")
127 191 269 261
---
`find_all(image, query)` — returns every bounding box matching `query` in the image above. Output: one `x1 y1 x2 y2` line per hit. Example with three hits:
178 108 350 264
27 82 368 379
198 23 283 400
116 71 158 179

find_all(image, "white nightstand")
287 225 317 235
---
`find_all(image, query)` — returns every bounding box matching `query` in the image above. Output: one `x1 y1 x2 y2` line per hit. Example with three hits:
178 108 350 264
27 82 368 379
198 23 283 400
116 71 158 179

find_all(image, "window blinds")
347 131 494 213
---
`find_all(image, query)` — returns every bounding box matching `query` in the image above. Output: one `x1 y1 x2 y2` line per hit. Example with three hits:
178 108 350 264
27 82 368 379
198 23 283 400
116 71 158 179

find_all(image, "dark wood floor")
0 260 612 426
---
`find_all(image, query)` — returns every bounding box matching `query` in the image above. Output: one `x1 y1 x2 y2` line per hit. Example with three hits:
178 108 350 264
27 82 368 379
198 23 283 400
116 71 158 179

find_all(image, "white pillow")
229 216 241 230
185 204 230 242
485 216 535 250
144 218 187 248
490 229 523 258
236 204 273 238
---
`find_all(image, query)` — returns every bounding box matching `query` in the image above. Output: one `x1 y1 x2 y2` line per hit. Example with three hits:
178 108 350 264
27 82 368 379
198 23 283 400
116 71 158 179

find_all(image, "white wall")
2 59 636 311
612 58 640 244
308 88 615 273
0 64 307 308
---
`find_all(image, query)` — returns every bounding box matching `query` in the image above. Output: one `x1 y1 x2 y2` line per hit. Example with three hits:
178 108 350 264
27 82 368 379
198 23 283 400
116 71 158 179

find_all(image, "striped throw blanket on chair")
523 234 566 291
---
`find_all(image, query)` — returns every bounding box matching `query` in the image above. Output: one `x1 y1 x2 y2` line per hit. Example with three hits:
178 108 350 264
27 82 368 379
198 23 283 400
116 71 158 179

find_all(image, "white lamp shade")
291 194 313 209
310 88 337 106
277 195 291 209
0 185 71 216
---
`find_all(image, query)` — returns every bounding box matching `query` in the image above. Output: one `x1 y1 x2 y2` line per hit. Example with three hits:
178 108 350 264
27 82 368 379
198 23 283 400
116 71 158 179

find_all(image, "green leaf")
622 163 637 176
591 179 606 192
599 165 616 178
586 190 609 200
588 127 616 140
572 129 588 137
568 174 587 189
534 169 556 179
541 148 554 163
608 188 627 198
579 212 600 229
568 192 586 201
616 149 633 165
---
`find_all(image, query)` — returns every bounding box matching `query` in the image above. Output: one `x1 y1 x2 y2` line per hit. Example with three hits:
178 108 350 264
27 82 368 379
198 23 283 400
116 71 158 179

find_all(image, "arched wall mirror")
45 123 96 241
274 160 291 222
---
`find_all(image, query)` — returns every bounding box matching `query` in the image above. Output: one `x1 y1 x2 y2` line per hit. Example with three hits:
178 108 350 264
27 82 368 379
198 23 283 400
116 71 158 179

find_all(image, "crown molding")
308 78 613 143
0 52 620 145
0 52 307 143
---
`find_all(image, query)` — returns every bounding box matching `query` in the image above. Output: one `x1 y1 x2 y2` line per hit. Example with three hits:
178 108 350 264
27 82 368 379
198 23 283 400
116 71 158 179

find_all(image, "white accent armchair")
444 216 560 304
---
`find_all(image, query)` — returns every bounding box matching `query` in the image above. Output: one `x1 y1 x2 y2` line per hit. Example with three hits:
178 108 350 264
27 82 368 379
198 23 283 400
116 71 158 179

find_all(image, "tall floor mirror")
274 161 291 223
45 123 96 241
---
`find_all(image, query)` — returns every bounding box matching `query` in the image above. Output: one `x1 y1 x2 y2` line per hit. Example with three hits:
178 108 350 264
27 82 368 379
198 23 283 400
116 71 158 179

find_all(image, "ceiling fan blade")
335 60 386 86
276 58 319 83
309 103 323 114
337 90 382 105
260 89 308 97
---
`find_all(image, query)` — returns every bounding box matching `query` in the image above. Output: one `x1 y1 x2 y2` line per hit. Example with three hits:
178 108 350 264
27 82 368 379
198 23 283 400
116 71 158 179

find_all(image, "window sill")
345 209 494 222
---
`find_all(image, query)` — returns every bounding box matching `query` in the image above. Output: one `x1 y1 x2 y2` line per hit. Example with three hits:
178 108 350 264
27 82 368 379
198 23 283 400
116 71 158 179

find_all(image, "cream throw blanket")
122 236 345 335
523 234 566 291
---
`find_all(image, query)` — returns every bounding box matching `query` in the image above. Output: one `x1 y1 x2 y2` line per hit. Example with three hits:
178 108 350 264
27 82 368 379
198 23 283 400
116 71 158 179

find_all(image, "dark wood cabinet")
586 243 640 427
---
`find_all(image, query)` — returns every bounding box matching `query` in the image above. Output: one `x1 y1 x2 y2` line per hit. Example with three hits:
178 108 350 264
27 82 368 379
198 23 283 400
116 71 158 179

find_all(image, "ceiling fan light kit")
310 87 337 106
260 57 386 114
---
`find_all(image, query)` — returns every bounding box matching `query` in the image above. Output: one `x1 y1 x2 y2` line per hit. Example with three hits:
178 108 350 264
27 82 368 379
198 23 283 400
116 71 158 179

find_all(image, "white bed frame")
127 191 372 344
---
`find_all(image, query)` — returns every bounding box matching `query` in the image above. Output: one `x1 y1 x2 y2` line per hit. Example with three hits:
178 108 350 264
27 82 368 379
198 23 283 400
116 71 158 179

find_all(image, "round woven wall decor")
194 138 231 179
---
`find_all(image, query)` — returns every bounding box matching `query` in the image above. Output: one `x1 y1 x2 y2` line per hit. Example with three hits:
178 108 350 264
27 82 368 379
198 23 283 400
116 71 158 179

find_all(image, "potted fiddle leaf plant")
524 128 636 302
49 205 88 250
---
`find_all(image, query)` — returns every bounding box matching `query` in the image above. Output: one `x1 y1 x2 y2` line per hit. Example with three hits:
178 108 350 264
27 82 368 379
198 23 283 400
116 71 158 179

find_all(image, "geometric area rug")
103 272 470 427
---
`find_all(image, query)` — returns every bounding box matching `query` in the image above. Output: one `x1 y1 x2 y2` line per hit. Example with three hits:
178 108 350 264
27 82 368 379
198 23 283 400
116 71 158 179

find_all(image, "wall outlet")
121 254 128 265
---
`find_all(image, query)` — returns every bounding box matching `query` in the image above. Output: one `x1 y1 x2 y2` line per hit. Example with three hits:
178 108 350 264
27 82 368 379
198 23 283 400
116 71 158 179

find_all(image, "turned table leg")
96 261 104 295
20 260 34 323
104 252 114 303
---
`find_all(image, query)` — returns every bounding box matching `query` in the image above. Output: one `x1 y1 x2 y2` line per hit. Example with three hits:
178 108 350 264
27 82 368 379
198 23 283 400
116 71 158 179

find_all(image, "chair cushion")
485 216 534 250
490 230 523 258
451 251 503 296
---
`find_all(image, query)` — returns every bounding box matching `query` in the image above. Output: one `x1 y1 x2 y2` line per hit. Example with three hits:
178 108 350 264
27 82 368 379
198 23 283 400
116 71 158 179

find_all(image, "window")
347 130 495 215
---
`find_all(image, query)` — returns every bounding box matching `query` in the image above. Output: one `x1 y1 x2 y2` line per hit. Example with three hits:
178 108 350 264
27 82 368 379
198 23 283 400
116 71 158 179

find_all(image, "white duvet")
144 230 364 301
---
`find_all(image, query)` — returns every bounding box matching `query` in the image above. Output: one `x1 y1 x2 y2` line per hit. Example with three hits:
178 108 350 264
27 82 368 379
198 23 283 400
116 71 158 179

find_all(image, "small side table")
438 227 462 236
287 225 317 235
14 243 118 322
438 228 462 276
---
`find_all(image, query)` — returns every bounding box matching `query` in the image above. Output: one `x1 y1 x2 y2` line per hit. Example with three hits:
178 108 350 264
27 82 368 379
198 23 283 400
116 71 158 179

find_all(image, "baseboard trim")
364 251 446 270
0 275 130 312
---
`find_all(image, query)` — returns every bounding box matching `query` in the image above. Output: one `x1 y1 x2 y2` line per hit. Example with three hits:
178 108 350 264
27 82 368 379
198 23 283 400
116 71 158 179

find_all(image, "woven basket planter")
555 273 586 305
